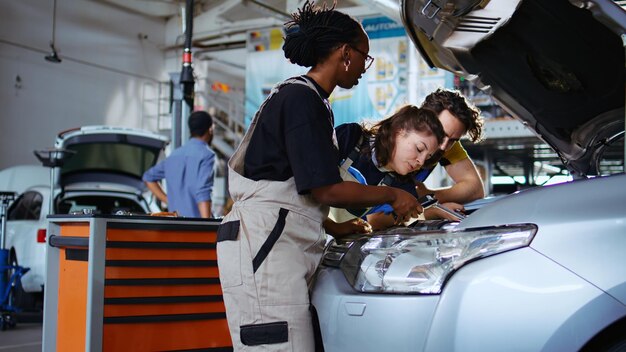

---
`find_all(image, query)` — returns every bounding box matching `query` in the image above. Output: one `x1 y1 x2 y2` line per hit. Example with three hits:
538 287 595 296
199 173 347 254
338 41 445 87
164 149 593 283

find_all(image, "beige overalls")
216 77 330 351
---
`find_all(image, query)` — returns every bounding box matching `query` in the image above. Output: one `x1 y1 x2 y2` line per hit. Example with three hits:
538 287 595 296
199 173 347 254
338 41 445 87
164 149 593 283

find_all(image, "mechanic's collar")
370 138 391 173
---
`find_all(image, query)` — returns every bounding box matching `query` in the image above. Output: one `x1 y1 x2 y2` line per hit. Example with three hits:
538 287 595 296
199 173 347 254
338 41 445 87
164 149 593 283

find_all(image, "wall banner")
244 16 410 127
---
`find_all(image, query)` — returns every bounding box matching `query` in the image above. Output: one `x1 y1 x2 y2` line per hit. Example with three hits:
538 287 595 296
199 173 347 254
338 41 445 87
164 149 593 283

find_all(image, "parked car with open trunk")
4 126 168 309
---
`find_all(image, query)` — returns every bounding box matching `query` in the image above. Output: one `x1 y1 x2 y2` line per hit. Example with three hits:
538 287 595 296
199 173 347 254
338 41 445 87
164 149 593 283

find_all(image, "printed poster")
244 16 450 127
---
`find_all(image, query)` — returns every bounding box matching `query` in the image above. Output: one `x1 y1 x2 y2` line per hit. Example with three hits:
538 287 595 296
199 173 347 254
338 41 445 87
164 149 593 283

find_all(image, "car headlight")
333 224 537 294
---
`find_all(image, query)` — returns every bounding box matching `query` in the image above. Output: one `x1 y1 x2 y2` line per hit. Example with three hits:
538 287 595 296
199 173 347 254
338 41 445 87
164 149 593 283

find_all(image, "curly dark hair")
282 1 363 67
421 88 483 143
362 105 444 179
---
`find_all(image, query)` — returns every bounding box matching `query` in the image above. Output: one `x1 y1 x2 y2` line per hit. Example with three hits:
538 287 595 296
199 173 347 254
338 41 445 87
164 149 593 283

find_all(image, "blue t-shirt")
143 138 215 217
335 123 418 215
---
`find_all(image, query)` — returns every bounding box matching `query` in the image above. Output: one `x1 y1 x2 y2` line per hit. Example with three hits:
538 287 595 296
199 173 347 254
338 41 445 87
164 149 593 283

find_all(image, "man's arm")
437 158 485 203
195 152 215 219
197 201 211 218
145 181 168 204
311 181 423 223
416 158 484 204
143 160 168 206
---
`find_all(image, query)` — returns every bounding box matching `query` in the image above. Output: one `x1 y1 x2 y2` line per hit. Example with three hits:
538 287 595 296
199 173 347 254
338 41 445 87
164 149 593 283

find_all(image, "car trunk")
57 131 167 192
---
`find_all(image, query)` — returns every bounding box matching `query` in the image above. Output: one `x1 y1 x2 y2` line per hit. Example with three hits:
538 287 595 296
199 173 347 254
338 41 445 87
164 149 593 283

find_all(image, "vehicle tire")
604 339 626 352
6 252 36 311
591 336 626 352
581 317 626 352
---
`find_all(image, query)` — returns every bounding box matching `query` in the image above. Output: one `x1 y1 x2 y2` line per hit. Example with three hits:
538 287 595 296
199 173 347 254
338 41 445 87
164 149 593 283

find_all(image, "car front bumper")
311 247 626 351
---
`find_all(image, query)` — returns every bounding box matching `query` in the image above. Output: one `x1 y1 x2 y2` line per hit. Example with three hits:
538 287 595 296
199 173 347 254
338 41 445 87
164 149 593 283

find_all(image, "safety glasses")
350 45 374 70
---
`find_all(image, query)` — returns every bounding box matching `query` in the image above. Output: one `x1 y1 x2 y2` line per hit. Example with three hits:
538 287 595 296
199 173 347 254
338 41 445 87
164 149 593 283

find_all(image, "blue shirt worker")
143 111 215 218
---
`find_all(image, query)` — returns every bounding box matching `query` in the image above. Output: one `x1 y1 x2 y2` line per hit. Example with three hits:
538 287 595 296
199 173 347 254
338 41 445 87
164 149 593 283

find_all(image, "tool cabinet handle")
48 235 89 249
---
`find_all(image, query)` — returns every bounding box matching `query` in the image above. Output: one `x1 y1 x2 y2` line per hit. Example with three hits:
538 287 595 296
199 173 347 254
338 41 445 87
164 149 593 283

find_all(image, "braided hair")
421 88 484 143
283 1 363 67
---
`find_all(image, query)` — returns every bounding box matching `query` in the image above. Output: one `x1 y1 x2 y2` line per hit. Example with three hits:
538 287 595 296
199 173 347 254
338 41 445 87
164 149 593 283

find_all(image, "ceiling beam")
165 17 283 51
91 0 177 19
243 0 291 21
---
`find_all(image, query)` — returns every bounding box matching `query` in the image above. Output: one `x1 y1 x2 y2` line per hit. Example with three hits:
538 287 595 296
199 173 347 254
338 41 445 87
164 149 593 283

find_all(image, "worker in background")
142 111 215 218
216 2 422 351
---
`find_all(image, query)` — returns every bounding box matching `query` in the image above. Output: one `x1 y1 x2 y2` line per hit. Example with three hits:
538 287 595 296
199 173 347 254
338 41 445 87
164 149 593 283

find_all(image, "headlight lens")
339 224 537 294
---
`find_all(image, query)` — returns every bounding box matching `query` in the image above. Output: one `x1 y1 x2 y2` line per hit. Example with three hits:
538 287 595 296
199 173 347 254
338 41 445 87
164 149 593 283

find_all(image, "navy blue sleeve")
390 178 419 198
335 123 363 160
283 86 342 194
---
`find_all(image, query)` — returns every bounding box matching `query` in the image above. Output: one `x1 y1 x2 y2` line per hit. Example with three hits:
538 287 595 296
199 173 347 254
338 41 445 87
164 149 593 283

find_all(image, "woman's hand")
415 182 433 198
323 218 372 238
366 212 396 231
389 188 423 224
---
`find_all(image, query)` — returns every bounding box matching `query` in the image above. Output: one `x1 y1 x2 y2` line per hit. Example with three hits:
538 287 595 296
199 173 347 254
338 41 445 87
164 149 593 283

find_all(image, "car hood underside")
401 0 625 176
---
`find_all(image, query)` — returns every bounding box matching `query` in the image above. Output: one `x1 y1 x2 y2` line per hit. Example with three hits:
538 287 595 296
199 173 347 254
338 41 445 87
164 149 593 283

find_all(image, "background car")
3 126 168 309
311 0 626 351
0 165 48 196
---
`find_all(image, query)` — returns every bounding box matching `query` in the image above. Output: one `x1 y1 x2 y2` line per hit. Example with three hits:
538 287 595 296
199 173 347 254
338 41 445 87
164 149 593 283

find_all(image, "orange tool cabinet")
42 215 232 352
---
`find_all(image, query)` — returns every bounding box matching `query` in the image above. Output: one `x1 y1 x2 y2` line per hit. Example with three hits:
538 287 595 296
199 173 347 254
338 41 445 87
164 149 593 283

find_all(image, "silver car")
311 0 626 351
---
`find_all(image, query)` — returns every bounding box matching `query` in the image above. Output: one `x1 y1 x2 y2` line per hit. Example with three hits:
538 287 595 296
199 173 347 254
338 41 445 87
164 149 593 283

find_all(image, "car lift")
0 191 30 330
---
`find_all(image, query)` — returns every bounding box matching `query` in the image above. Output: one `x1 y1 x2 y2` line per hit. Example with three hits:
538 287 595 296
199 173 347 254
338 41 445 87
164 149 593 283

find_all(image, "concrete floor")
0 314 42 352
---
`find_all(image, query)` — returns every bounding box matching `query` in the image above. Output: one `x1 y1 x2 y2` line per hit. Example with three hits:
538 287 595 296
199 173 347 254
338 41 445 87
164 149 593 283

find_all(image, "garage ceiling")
89 0 399 74
91 0 389 54
93 0 362 21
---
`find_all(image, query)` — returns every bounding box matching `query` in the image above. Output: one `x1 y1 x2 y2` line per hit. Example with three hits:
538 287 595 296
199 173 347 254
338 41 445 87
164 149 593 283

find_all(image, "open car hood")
54 126 169 192
401 0 625 176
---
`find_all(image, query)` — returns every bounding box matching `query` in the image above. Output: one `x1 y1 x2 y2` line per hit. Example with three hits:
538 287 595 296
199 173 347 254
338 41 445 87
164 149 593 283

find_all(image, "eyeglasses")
350 45 374 70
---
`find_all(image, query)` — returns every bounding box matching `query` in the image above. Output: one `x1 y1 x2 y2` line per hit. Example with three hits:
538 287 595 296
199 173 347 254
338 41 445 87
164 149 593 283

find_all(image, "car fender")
424 248 626 352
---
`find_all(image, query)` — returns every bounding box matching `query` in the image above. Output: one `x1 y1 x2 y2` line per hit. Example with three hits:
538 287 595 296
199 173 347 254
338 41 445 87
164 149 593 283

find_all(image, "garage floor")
0 313 42 352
